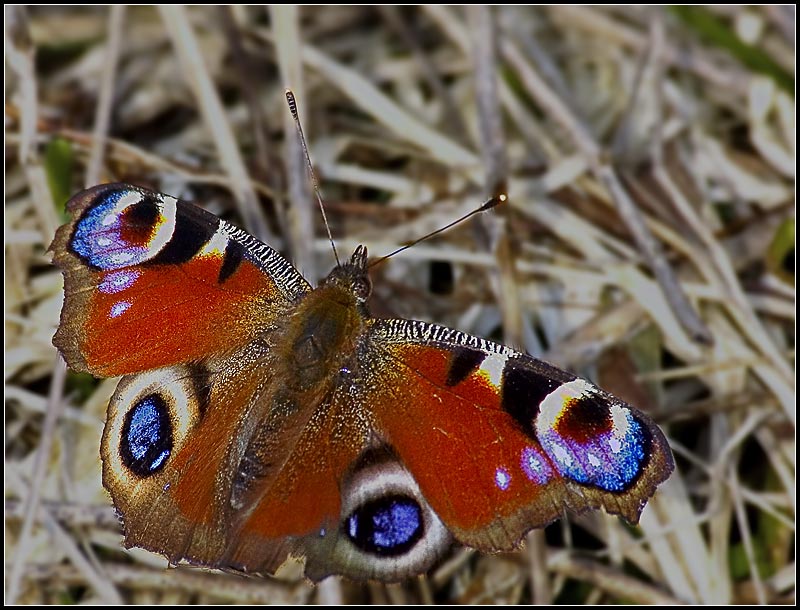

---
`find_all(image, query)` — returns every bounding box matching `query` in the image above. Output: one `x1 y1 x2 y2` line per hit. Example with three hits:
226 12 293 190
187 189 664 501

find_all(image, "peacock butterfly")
50 182 674 582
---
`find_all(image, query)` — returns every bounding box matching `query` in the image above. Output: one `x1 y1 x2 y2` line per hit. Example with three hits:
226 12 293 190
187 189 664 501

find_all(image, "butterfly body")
52 183 673 582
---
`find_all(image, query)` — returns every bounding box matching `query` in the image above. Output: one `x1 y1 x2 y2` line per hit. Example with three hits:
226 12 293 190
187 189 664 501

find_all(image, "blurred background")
5 6 794 604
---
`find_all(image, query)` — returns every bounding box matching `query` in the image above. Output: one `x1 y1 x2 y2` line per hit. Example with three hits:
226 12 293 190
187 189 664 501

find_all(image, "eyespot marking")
535 380 651 492
344 495 424 557
119 393 173 477
69 187 177 270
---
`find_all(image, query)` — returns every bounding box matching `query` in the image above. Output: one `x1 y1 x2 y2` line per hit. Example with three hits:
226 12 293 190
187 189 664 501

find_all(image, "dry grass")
5 6 795 604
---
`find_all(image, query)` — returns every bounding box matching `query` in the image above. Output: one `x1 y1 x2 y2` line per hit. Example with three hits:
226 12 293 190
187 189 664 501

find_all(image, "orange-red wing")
51 184 310 377
238 397 367 541
98 344 369 577
170 381 368 576
363 319 674 550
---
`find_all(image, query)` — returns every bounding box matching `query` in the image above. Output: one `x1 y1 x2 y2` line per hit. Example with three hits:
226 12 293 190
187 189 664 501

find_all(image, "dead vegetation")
5 6 795 604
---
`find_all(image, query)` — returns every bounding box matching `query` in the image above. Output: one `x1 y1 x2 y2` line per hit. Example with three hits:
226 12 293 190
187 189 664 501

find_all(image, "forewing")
50 183 310 377
360 318 674 551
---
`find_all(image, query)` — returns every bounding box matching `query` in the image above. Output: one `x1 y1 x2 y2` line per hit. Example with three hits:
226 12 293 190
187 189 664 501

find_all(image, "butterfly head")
322 245 372 304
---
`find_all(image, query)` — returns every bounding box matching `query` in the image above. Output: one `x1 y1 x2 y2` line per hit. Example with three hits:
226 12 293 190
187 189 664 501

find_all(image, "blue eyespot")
345 495 423 556
70 188 165 270
538 408 648 492
120 394 172 477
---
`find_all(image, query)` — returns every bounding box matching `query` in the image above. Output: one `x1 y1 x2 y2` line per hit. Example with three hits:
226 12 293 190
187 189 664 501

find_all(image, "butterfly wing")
98 343 444 582
234 379 453 583
99 352 345 577
51 183 323 573
356 318 674 551
272 315 674 582
51 183 310 377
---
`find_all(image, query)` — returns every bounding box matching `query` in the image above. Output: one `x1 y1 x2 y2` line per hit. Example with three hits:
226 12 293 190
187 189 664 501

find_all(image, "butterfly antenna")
286 89 340 267
368 193 507 269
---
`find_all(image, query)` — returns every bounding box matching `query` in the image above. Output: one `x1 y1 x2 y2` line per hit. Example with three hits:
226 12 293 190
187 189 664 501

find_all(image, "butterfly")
51 182 674 582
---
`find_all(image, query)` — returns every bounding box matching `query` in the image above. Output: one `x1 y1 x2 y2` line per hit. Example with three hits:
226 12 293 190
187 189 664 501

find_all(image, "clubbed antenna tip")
285 88 340 266
368 193 507 269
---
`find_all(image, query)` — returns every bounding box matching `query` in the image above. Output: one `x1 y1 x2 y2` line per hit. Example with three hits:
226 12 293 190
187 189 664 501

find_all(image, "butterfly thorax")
279 247 372 392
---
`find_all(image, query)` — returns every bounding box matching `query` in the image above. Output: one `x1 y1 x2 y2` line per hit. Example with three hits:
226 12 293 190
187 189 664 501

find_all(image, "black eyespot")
120 394 173 477
124 195 160 228
344 495 423 556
